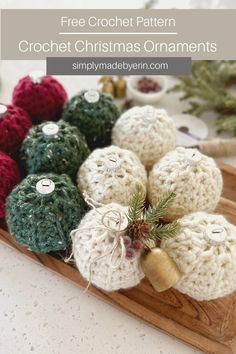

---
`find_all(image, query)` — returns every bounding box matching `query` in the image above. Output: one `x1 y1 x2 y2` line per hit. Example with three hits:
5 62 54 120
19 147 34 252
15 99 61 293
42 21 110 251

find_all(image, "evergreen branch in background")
171 61 236 134
216 115 236 131
127 184 146 223
146 191 176 225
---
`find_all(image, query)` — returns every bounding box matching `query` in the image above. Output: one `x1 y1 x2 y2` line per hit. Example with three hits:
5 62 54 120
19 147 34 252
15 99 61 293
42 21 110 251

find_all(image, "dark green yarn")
6 173 86 253
62 91 120 149
21 120 90 180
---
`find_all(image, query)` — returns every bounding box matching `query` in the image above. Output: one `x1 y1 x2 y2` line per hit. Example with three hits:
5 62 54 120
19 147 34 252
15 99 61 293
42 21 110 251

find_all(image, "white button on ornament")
84 89 100 103
145 106 156 122
42 123 59 137
29 70 45 84
185 149 202 165
104 155 121 172
36 178 55 196
102 210 128 232
0 104 7 119
204 224 227 245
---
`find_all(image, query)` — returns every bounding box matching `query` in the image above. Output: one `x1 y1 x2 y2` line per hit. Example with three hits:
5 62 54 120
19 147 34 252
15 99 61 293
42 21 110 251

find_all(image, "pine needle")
146 221 181 243
146 191 176 225
127 184 146 222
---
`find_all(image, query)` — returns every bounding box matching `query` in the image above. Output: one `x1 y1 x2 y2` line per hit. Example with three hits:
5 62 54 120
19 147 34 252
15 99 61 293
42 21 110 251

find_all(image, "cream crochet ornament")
161 212 236 301
112 106 176 169
148 147 223 220
72 203 144 291
78 145 147 206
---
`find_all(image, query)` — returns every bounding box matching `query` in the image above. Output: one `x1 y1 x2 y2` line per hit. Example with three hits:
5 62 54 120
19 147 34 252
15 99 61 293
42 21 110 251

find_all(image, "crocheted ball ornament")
12 71 67 123
0 151 21 218
78 145 147 205
21 120 90 180
62 89 120 149
148 147 223 220
112 106 176 169
72 203 144 291
161 212 236 301
0 104 32 154
6 173 86 253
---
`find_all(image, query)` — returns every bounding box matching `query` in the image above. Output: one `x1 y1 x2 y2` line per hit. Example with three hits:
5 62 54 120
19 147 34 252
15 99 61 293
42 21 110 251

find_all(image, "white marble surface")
0 242 202 354
1 1 236 354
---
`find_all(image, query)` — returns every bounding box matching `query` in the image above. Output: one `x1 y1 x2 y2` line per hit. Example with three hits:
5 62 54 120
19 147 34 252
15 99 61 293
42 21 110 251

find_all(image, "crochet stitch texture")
0 151 21 218
0 104 32 154
112 106 176 169
148 147 223 220
12 75 67 123
62 90 120 149
21 120 90 180
161 212 236 301
72 203 144 291
78 145 147 205
6 173 85 253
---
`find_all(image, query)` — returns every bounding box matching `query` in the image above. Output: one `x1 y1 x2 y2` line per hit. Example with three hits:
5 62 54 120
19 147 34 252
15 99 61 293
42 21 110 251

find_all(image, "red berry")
132 240 143 251
126 248 135 260
123 235 132 248
137 77 162 94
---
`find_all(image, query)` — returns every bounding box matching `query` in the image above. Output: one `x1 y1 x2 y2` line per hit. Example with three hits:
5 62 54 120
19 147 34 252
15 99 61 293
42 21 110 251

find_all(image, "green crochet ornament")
62 89 120 149
6 173 86 253
21 120 90 180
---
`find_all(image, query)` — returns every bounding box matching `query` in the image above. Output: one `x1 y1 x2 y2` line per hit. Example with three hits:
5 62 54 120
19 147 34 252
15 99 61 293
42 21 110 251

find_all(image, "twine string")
83 192 104 212
69 193 128 292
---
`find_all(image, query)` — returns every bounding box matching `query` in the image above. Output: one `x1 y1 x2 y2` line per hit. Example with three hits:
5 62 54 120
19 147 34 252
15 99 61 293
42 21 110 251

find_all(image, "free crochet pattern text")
60 16 176 30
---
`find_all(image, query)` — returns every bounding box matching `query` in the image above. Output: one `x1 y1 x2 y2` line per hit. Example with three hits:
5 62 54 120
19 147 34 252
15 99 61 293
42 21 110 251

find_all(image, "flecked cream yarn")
161 212 236 301
78 145 147 205
72 203 144 291
148 147 223 220
112 106 176 169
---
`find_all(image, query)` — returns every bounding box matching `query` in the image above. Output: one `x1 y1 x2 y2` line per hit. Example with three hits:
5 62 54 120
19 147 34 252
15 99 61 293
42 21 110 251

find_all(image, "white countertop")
0 242 202 354
1 1 236 354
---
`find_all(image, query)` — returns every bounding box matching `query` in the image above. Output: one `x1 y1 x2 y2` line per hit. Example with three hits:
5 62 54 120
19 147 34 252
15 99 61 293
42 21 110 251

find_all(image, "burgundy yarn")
0 151 21 218
0 104 32 154
12 75 68 123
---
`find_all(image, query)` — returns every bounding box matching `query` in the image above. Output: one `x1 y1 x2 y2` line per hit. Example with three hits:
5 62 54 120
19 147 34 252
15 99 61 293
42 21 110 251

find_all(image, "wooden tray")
1 160 236 354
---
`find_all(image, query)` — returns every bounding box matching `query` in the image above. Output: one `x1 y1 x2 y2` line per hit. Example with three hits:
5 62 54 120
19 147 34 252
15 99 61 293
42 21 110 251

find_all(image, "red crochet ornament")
0 104 32 154
12 71 67 123
0 151 21 218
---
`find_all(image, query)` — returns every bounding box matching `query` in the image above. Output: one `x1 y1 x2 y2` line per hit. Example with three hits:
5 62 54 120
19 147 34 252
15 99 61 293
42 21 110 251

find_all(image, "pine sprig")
127 184 146 223
127 186 180 248
146 191 176 225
